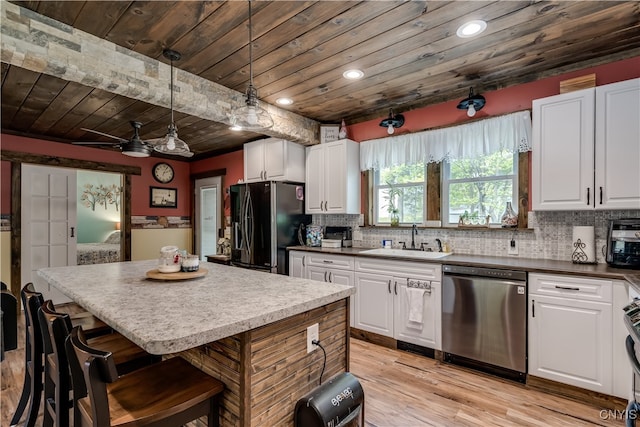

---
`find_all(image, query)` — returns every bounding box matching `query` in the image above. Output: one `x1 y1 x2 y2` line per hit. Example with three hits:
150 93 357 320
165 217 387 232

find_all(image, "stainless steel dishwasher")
442 265 527 382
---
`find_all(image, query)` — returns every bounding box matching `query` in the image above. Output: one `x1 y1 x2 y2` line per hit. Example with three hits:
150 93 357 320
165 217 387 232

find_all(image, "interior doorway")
194 176 222 260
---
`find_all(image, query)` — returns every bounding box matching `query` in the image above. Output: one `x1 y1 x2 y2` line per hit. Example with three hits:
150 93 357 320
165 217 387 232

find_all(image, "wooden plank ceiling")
2 1 639 160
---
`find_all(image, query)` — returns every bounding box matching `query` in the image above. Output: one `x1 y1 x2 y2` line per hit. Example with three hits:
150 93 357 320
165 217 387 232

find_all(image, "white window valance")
359 110 532 171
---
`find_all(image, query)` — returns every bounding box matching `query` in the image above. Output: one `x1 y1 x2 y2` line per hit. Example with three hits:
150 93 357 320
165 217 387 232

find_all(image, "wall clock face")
153 162 174 183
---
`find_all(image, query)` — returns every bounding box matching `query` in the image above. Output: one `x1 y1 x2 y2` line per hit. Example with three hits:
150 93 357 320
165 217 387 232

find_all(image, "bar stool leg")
10 368 31 425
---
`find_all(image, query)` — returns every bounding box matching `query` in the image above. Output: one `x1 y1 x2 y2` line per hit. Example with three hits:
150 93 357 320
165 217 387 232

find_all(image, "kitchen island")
38 260 355 427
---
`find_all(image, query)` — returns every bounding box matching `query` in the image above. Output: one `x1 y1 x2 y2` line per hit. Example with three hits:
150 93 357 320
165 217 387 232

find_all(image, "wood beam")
0 1 320 145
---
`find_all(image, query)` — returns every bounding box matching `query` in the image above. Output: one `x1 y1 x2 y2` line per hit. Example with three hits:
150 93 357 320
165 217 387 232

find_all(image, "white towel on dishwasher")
406 287 426 324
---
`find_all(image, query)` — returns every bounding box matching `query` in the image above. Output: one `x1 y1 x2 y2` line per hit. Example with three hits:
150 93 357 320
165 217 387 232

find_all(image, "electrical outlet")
508 239 518 255
307 323 319 353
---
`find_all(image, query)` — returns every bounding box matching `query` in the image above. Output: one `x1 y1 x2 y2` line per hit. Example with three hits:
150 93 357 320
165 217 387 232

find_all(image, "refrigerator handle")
246 190 254 260
233 222 242 250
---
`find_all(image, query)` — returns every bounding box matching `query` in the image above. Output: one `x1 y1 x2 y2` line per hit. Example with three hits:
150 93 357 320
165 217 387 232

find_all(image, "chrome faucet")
411 224 417 249
435 238 443 252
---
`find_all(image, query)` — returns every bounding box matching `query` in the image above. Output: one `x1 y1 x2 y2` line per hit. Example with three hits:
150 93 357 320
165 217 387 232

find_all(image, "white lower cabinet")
289 251 355 327
354 258 441 350
528 273 631 397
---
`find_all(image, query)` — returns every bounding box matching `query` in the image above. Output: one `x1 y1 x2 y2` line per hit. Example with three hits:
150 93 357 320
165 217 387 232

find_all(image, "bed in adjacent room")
76 231 121 265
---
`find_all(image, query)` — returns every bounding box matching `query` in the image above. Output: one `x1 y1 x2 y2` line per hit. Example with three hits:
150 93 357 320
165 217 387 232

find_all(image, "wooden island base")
179 299 349 427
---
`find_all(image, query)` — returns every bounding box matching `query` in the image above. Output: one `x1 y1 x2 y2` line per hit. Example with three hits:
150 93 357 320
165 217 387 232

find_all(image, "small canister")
181 255 200 272
306 225 323 247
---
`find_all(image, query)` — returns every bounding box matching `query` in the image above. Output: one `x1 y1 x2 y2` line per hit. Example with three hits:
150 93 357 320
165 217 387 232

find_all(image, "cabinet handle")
388 280 391 294
586 187 590 205
600 186 603 205
555 285 580 291
70 227 75 238
328 272 332 282
532 300 535 318
324 271 328 282
323 260 334 264
394 281 398 295
302 256 305 267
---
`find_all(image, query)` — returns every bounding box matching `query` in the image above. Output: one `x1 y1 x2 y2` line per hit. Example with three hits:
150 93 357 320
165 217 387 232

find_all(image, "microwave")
606 219 640 269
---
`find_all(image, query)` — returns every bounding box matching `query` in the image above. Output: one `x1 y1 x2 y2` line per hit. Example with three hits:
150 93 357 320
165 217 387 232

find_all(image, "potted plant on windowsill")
384 183 401 227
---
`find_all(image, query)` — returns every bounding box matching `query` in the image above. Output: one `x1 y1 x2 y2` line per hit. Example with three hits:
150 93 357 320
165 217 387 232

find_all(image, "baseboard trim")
527 375 627 411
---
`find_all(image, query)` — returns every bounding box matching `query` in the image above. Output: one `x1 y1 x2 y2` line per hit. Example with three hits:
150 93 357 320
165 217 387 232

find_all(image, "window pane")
379 163 425 185
377 185 424 224
448 150 514 180
448 179 513 224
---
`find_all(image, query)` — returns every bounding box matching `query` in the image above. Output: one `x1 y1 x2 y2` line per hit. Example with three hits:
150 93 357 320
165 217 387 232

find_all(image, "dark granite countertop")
287 245 640 290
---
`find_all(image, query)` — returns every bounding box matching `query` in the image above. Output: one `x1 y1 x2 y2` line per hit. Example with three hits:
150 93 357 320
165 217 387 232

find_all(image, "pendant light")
456 87 486 117
148 49 193 157
379 108 405 135
230 0 273 131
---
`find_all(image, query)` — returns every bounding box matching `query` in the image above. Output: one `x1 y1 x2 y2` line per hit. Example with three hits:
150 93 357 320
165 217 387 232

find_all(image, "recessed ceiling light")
276 97 293 105
456 20 487 38
343 69 364 80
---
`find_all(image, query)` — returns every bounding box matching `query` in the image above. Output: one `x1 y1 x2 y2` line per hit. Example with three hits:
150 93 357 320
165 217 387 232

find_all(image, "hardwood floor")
1 312 627 426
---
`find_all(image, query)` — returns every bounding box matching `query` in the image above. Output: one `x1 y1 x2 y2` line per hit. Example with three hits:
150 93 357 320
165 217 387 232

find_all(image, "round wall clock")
152 162 174 183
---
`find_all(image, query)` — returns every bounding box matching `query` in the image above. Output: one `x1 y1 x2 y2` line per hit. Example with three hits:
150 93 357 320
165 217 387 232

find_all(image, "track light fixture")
456 87 486 117
379 108 405 135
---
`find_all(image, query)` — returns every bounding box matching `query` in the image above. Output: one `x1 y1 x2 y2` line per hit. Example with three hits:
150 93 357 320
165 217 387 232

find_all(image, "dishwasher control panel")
442 264 527 281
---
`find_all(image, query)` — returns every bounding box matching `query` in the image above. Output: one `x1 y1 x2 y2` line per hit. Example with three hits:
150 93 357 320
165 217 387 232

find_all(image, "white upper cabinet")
305 139 360 214
243 138 305 183
595 78 640 209
532 78 640 210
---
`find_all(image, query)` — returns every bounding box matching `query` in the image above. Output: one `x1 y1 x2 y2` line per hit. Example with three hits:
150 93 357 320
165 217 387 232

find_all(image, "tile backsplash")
312 210 640 264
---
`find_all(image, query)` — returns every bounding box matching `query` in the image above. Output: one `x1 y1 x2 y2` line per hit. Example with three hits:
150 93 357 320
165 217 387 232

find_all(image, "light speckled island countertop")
288 246 640 290
38 260 355 355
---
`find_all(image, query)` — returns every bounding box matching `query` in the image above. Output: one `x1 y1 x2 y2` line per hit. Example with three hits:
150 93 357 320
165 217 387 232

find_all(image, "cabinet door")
596 78 640 210
394 279 441 350
244 140 265 182
324 141 347 213
305 145 324 213
354 272 394 337
264 139 286 181
326 270 355 328
307 265 329 283
288 251 306 278
532 88 595 210
529 294 612 394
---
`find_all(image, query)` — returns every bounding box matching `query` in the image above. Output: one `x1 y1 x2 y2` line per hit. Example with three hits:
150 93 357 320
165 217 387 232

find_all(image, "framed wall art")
150 187 177 208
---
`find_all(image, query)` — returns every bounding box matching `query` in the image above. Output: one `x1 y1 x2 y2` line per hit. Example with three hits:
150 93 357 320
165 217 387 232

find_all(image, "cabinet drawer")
529 273 612 303
355 258 441 280
305 253 354 270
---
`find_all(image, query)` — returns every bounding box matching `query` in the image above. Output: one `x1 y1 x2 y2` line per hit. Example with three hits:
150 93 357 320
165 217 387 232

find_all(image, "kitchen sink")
359 248 451 259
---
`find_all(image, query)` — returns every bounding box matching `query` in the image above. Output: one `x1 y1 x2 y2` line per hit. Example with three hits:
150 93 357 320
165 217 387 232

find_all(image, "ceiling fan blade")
80 128 128 142
72 141 122 146
175 151 194 158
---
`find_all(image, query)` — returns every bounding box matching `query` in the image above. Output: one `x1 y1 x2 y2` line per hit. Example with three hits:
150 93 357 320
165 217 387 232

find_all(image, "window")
374 164 426 225
373 150 518 226
442 149 517 225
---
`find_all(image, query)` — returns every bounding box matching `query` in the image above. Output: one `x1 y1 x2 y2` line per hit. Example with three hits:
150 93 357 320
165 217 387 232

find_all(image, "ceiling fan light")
122 141 151 157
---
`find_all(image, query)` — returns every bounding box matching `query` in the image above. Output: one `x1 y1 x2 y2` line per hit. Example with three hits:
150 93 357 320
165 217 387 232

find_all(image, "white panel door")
264 139 286 180
324 141 347 213
195 176 222 260
354 272 394 337
532 88 595 210
244 139 266 182
21 164 77 304
305 145 324 213
529 294 612 394
596 78 640 209
394 279 441 350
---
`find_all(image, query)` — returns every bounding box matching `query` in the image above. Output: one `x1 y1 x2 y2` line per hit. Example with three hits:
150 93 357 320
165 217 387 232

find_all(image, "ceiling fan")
73 121 193 158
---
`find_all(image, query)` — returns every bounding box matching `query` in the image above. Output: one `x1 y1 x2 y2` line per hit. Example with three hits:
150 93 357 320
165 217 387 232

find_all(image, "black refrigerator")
230 181 310 275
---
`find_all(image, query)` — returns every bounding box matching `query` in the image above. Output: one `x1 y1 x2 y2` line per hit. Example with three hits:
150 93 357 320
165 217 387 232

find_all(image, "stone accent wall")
314 210 640 264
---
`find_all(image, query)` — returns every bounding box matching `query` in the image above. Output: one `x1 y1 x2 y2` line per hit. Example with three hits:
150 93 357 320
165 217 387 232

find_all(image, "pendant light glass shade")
230 0 273 131
149 49 194 157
